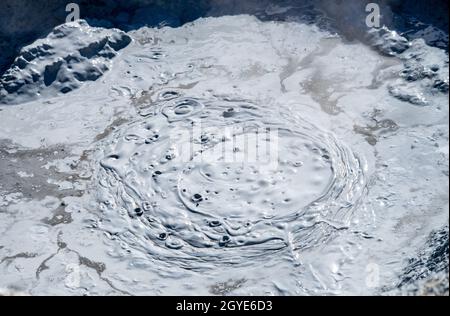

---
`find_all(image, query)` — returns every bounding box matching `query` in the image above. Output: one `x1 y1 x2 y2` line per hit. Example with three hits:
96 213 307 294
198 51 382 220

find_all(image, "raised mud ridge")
0 20 131 105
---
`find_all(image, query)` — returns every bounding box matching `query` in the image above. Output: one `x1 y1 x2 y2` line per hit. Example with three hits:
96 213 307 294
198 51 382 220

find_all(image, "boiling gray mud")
95 91 367 269
86 17 448 293
0 13 448 295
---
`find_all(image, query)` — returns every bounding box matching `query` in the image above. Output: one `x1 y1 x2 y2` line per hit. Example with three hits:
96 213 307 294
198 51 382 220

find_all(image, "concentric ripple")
161 97 204 122
95 92 368 269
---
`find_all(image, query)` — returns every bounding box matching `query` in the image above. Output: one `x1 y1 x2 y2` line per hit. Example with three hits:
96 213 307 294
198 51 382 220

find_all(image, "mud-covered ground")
0 1 448 296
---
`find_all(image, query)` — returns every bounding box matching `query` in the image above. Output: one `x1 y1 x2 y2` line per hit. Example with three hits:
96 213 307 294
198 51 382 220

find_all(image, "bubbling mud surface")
96 91 367 269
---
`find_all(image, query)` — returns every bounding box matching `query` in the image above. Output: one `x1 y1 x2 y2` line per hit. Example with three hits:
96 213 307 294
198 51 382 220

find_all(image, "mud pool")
0 4 448 295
